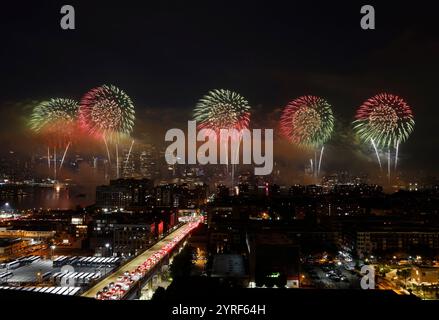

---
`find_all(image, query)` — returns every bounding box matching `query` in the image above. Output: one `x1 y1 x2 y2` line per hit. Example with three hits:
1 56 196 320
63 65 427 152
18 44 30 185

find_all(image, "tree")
378 265 391 277
397 268 411 288
151 286 166 301
170 245 195 279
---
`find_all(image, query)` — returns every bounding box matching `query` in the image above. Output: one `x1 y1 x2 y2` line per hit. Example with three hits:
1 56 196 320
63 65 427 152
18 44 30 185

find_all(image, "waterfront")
0 183 96 210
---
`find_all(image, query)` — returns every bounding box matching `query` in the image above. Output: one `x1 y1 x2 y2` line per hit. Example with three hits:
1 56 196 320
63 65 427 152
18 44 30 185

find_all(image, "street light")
50 245 56 259
105 243 111 257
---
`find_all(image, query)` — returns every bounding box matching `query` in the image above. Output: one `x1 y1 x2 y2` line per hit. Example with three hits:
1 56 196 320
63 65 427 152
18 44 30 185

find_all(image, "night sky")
0 1 438 176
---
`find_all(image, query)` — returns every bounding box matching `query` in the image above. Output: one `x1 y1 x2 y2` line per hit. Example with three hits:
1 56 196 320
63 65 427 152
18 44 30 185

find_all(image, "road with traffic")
82 221 199 299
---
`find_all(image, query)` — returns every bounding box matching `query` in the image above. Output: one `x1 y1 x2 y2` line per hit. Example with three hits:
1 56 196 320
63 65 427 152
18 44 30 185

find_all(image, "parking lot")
1 260 53 283
304 264 362 289
0 257 116 285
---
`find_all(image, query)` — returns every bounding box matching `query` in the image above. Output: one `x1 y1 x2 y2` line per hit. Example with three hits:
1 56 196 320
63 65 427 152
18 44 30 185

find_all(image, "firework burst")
79 84 135 142
193 89 251 187
353 93 414 149
193 89 251 131
29 98 79 147
280 95 334 148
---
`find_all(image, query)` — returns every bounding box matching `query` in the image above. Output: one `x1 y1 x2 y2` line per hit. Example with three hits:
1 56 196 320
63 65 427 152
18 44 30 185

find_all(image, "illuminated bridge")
82 220 200 300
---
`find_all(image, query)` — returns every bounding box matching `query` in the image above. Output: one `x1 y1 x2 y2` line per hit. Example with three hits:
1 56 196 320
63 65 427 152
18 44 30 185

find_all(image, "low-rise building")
113 223 155 257
0 238 27 259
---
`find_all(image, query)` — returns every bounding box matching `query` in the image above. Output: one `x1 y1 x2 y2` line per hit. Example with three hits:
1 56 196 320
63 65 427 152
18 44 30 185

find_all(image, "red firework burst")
353 93 414 148
280 95 334 147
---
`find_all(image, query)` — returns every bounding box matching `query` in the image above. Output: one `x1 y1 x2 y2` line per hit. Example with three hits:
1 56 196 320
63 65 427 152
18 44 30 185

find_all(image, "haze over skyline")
1 1 438 176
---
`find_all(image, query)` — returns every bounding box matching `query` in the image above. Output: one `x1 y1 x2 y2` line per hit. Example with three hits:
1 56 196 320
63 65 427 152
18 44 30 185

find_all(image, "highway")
82 222 196 299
